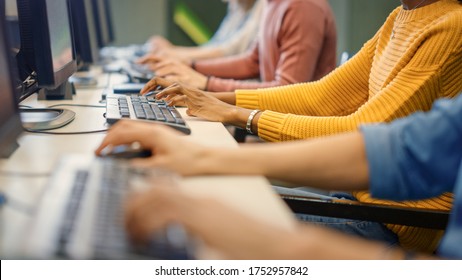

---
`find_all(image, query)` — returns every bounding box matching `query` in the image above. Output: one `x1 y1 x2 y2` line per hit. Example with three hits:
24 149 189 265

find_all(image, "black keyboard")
56 159 193 259
105 94 191 134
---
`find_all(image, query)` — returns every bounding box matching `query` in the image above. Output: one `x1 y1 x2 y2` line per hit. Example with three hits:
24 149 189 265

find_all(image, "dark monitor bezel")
16 0 77 90
69 0 100 67
0 0 23 158
92 0 114 48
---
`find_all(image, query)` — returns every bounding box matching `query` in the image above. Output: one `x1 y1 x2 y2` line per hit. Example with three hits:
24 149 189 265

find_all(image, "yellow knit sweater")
236 0 462 252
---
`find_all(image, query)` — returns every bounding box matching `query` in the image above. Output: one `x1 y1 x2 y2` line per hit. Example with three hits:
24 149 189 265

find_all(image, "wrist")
198 75 209 91
222 106 250 128
246 109 261 135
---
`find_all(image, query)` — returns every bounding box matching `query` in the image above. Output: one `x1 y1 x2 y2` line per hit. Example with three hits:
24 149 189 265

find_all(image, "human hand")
156 48 193 65
125 185 299 259
146 35 173 53
94 120 208 176
137 55 207 90
141 77 236 123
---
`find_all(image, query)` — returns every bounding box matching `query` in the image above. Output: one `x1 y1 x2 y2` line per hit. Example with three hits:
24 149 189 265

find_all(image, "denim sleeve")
437 164 462 259
360 96 462 201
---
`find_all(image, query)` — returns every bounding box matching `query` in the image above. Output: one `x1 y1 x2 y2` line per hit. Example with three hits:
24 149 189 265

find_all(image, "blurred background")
109 0 400 58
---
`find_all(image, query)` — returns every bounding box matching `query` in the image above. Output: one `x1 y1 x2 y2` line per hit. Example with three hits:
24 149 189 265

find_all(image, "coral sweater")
194 0 337 92
236 0 462 252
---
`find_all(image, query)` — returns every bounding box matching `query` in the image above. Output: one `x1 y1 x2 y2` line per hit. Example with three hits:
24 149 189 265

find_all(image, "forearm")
258 132 369 189
195 48 260 79
286 224 431 260
195 132 370 191
210 91 236 105
186 47 225 61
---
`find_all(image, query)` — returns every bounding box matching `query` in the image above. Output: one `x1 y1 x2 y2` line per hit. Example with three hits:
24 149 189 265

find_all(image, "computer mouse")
101 143 152 159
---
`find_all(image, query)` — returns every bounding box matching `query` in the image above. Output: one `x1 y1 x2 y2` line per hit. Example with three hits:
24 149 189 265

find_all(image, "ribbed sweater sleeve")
237 3 462 142
235 34 375 141
235 0 462 252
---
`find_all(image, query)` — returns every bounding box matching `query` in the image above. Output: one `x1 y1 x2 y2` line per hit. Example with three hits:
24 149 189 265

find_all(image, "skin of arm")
125 175 430 260
141 77 246 124
95 120 369 190
161 47 226 64
96 119 440 259
139 31 373 133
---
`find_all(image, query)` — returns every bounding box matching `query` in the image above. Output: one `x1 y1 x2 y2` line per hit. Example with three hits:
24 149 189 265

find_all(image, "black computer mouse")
101 144 152 159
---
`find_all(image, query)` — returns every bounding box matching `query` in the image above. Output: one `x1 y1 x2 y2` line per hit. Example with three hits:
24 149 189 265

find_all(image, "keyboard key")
105 95 191 134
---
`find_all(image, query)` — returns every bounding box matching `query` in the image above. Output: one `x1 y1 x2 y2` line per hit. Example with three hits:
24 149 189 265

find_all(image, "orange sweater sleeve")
236 10 462 142
235 33 376 141
236 1 462 252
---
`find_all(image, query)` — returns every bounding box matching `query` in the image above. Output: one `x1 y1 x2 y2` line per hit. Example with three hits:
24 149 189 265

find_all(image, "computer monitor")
69 0 100 68
13 0 76 130
0 0 22 158
92 0 114 48
16 0 77 100
68 0 100 86
5 0 19 51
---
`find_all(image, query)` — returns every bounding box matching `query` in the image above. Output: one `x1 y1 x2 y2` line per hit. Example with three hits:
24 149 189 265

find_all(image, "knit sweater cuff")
235 89 260 109
257 111 287 142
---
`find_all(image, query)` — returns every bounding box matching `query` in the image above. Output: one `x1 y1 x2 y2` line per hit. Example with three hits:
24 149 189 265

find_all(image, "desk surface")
0 72 296 259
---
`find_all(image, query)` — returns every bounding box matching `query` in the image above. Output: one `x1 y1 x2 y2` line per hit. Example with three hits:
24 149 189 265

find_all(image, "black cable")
24 128 109 135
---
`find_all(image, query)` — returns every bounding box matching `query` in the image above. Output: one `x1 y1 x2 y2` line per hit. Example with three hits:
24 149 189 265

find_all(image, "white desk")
0 73 296 259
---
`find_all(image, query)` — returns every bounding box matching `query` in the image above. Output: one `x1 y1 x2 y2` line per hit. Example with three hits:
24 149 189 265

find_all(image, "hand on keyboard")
105 93 191 135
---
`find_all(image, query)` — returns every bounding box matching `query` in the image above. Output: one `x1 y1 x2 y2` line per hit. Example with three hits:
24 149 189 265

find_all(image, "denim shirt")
361 94 462 259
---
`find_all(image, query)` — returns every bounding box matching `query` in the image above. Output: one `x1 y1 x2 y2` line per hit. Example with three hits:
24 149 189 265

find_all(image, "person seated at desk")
138 0 462 252
96 93 462 259
139 0 337 92
147 0 264 64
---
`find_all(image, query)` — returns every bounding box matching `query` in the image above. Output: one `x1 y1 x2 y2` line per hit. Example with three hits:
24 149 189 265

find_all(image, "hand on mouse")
99 142 152 159
95 120 209 176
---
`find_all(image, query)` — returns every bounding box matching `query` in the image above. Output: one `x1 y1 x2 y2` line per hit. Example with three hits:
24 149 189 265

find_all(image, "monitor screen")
0 0 23 158
69 0 100 66
16 0 77 92
92 0 114 48
47 0 74 74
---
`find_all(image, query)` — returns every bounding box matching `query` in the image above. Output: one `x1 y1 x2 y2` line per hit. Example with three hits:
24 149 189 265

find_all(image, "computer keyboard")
36 158 193 259
105 94 191 135
100 45 148 61
102 58 154 83
121 62 155 83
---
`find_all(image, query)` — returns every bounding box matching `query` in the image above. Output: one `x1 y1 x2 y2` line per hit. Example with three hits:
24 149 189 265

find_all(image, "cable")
0 192 35 216
21 103 109 134
24 128 109 135
47 104 105 109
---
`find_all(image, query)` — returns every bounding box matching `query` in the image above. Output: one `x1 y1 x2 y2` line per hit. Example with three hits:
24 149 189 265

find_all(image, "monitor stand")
20 108 76 130
38 80 75 100
0 141 19 159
